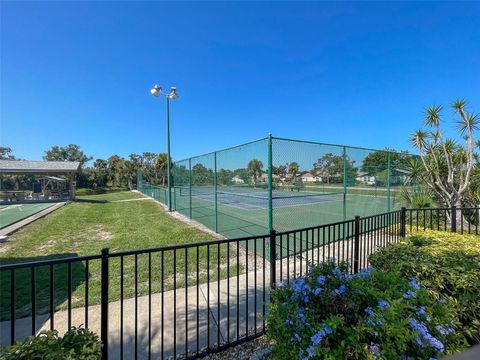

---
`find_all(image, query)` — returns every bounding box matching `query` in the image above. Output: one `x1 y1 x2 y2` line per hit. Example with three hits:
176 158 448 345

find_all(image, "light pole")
150 84 178 211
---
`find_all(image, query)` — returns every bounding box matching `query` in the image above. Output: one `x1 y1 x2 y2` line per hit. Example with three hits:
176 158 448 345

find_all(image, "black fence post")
451 206 457 233
101 248 109 360
400 207 406 238
353 216 360 274
269 229 277 289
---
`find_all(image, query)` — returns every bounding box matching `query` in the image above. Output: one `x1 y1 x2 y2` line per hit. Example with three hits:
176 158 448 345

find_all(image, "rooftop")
0 160 80 174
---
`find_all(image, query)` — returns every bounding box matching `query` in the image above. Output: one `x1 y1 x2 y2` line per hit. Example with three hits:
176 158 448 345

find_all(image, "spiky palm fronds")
400 186 436 209
410 130 429 151
424 105 443 127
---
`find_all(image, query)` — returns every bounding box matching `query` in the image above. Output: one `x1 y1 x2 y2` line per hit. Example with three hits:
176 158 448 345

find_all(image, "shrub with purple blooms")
267 261 466 359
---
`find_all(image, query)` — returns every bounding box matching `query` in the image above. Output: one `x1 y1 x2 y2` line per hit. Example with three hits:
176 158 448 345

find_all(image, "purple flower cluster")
409 318 445 353
317 275 326 285
403 290 417 299
291 332 302 343
365 307 375 317
291 276 328 304
353 267 373 278
310 324 333 346
410 277 421 290
435 324 455 336
415 306 432 322
332 267 343 278
378 300 390 309
297 324 333 360
305 345 316 358
370 342 380 355
332 284 347 296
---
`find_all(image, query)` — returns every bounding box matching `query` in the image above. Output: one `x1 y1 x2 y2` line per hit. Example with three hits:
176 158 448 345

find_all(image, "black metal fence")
406 206 480 235
0 206 478 359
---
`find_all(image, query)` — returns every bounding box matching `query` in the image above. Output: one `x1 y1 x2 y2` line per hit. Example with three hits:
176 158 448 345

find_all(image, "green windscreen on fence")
137 135 416 239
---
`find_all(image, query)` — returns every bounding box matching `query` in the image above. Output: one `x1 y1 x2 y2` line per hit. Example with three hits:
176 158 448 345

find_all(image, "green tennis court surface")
0 203 57 229
174 190 401 238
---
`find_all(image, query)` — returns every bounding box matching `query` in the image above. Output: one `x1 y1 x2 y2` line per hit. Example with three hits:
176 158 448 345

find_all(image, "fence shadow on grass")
74 198 108 204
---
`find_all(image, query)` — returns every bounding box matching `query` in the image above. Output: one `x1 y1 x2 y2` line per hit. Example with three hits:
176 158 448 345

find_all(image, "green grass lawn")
0 191 241 320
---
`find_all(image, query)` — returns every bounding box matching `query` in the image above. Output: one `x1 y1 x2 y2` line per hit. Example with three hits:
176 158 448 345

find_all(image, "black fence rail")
406 206 480 235
0 207 477 359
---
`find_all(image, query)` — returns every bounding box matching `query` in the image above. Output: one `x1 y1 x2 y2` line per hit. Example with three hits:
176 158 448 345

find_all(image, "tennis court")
172 185 398 238
0 203 57 229
138 135 415 253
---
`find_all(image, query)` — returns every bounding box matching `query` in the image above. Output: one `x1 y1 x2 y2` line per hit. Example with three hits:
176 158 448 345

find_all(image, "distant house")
356 172 376 185
300 172 322 182
231 175 245 184
391 168 410 185
316 171 343 184
257 173 280 183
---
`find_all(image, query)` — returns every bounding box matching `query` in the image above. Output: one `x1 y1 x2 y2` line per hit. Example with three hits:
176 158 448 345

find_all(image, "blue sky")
1 1 479 163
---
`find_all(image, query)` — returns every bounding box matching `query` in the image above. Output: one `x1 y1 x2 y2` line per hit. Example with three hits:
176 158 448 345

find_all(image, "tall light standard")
150 84 178 211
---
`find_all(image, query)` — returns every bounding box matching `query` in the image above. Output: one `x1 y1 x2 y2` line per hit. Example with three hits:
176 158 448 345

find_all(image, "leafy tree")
191 163 213 185
217 169 233 186
172 164 190 187
140 152 158 184
44 144 92 167
155 153 171 187
0 147 15 160
247 159 263 183
89 159 108 188
233 168 250 184
313 153 357 184
410 100 478 222
124 160 137 190
360 150 410 173
272 165 287 178
107 155 126 187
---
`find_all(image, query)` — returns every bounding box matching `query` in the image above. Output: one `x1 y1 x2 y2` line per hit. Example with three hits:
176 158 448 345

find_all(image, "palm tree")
247 159 263 184
155 153 169 187
288 162 299 181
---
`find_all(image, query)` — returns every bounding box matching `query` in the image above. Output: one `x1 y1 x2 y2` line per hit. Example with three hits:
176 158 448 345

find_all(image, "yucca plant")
400 186 436 209
410 100 479 224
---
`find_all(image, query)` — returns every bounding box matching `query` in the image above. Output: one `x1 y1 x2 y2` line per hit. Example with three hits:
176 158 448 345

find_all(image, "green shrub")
0 327 102 360
267 261 466 360
369 230 480 345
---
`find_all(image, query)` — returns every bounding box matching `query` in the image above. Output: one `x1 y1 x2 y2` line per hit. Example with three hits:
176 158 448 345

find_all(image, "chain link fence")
137 136 416 238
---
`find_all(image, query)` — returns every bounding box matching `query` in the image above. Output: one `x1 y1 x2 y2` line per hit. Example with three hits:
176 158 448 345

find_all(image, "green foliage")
267 261 465 360
409 100 478 208
44 144 93 166
400 186 436 208
360 149 411 173
313 153 356 184
0 327 102 360
217 168 233 186
291 180 306 192
288 162 300 180
369 230 480 345
0 147 15 160
248 159 263 183
191 163 214 185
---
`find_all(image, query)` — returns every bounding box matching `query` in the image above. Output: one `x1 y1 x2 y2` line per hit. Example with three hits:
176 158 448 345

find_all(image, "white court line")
0 205 22 212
